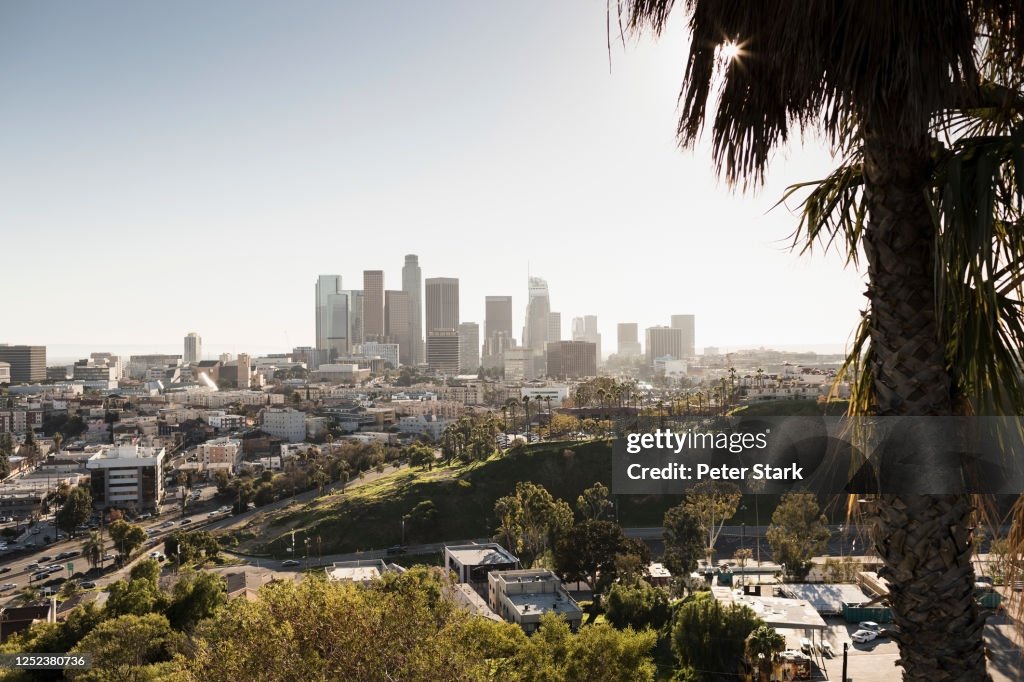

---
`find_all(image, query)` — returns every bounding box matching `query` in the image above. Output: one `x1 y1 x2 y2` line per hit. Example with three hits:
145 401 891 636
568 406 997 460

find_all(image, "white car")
858 621 881 632
0 583 15 591
851 629 878 643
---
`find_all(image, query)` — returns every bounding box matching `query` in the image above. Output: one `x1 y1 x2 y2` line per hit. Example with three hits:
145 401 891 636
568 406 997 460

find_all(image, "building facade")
426 330 460 375
617 323 642 357
671 314 696 358
487 569 583 633
402 254 424 365
260 407 306 443
384 289 412 365
545 341 597 379
523 277 550 352
0 346 46 383
645 326 685 365
363 270 385 341
457 322 480 373
425 277 460 335
184 333 202 364
86 444 165 511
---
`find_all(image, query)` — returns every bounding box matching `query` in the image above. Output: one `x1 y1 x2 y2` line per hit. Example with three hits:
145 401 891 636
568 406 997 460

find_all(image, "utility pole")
842 642 849 682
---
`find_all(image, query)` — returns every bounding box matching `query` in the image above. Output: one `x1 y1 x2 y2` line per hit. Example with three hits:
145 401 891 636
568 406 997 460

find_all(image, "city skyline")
3 2 865 352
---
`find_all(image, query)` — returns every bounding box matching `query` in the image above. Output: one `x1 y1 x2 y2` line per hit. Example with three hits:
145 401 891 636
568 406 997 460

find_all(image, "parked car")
851 629 878 644
879 625 901 639
385 545 407 556
0 583 15 591
0 567 11 574
102 553 115 561
858 621 881 632
80 581 97 589
148 551 165 561
281 559 301 567
180 519 193 525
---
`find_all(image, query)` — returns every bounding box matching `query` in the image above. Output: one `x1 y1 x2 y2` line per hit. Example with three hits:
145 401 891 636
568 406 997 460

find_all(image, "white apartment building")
260 407 306 443
86 443 165 511
397 414 451 440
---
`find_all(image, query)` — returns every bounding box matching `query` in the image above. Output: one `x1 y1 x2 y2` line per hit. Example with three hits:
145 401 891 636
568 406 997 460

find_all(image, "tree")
683 480 742 567
55 486 92 537
604 580 672 632
576 482 613 522
82 530 104 570
661 503 704 586
553 520 640 596
671 592 762 680
165 569 227 630
766 492 831 581
68 613 183 681
493 482 573 567
108 519 147 558
745 625 786 682
406 443 435 471
624 2 1024 678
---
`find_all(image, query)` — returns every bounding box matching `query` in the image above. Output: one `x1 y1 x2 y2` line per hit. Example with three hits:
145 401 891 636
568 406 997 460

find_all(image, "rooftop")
507 591 582 618
445 543 519 567
780 583 874 614
714 588 828 631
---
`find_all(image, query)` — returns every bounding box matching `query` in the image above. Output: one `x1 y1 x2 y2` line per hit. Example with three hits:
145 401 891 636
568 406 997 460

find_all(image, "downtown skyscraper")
671 314 696 357
363 270 385 341
315 275 350 359
523 276 550 351
402 254 424 365
184 332 202 364
425 277 459 333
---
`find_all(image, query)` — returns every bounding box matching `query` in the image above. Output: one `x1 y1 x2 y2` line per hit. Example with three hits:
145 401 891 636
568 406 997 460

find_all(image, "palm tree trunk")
862 128 989 682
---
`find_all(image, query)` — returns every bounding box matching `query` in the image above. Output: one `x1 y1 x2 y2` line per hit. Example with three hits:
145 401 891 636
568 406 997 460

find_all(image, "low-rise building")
445 543 520 588
487 569 583 633
398 414 451 440
86 443 165 511
325 560 403 584
260 407 306 443
195 437 242 473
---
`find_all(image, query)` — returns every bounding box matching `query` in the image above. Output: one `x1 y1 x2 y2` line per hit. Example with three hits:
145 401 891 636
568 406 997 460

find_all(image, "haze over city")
2 1 866 353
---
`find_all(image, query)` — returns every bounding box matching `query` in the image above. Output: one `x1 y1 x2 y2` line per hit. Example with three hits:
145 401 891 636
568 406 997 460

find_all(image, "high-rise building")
547 312 562 343
458 322 480 373
524 277 550 351
546 341 597 379
385 289 412 365
184 333 202 364
0 345 46 383
617 323 641 357
426 330 460 375
484 295 514 367
348 290 364 346
645 326 684 365
315 276 350 358
402 255 424 365
237 353 251 389
425 277 459 334
363 270 385 341
671 315 696 357
571 315 602 364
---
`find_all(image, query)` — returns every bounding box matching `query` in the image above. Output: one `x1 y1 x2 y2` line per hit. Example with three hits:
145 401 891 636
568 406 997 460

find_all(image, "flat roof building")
86 443 165 511
545 341 597 379
0 346 46 384
487 569 583 634
444 543 519 586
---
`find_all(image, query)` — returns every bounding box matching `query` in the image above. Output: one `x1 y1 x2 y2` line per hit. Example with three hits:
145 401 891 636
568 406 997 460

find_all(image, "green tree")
766 492 831 581
661 503 704 586
553 520 646 597
165 569 227 630
68 613 183 681
604 580 672 632
493 482 573 567
82 530 104 570
623 2 1024 677
108 519 147 558
683 480 742 567
406 443 435 471
671 592 762 680
576 482 612 521
55 486 92 537
745 625 786 682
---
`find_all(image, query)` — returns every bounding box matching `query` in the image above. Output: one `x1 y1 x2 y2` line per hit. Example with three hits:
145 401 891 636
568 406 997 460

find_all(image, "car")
879 625 901 639
102 553 115 561
47 565 62 572
281 559 301 567
180 519 192 525
80 581 97 589
0 583 15 591
800 637 813 654
148 551 165 561
0 567 11 574
25 563 39 570
858 621 881 632
39 555 52 562
160 521 174 528
385 545 407 556
208 511 220 517
851 629 878 644
30 570 49 581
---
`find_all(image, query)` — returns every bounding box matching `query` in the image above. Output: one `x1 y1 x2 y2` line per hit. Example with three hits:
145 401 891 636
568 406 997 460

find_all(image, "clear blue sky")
1 1 866 357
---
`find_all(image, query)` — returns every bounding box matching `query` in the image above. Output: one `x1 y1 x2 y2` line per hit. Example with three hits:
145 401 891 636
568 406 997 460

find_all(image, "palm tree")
51 432 63 455
745 626 785 682
626 3 1024 679
83 530 104 570
521 395 531 440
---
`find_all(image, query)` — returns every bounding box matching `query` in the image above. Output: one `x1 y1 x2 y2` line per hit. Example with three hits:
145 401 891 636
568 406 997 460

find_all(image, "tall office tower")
425 277 460 333
363 270 385 341
485 296 513 340
547 312 562 343
546 341 597 379
645 326 684 365
617 323 642 357
458 322 480 373
184 333 202 364
571 315 602 364
426 330 460 375
0 345 46 383
347 290 364 346
524 277 550 351
385 290 412 366
316 275 343 350
237 353 251 389
402 255 424 365
671 314 696 357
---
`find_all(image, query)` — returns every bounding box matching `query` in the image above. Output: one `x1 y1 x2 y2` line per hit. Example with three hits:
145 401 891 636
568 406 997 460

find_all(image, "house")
444 543 519 590
0 601 56 642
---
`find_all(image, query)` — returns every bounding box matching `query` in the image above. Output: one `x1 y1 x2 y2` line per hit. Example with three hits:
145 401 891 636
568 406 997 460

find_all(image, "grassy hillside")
225 434 853 558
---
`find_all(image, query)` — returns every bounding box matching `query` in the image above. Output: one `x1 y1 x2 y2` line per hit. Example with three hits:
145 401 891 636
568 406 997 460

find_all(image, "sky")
1 1 867 360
